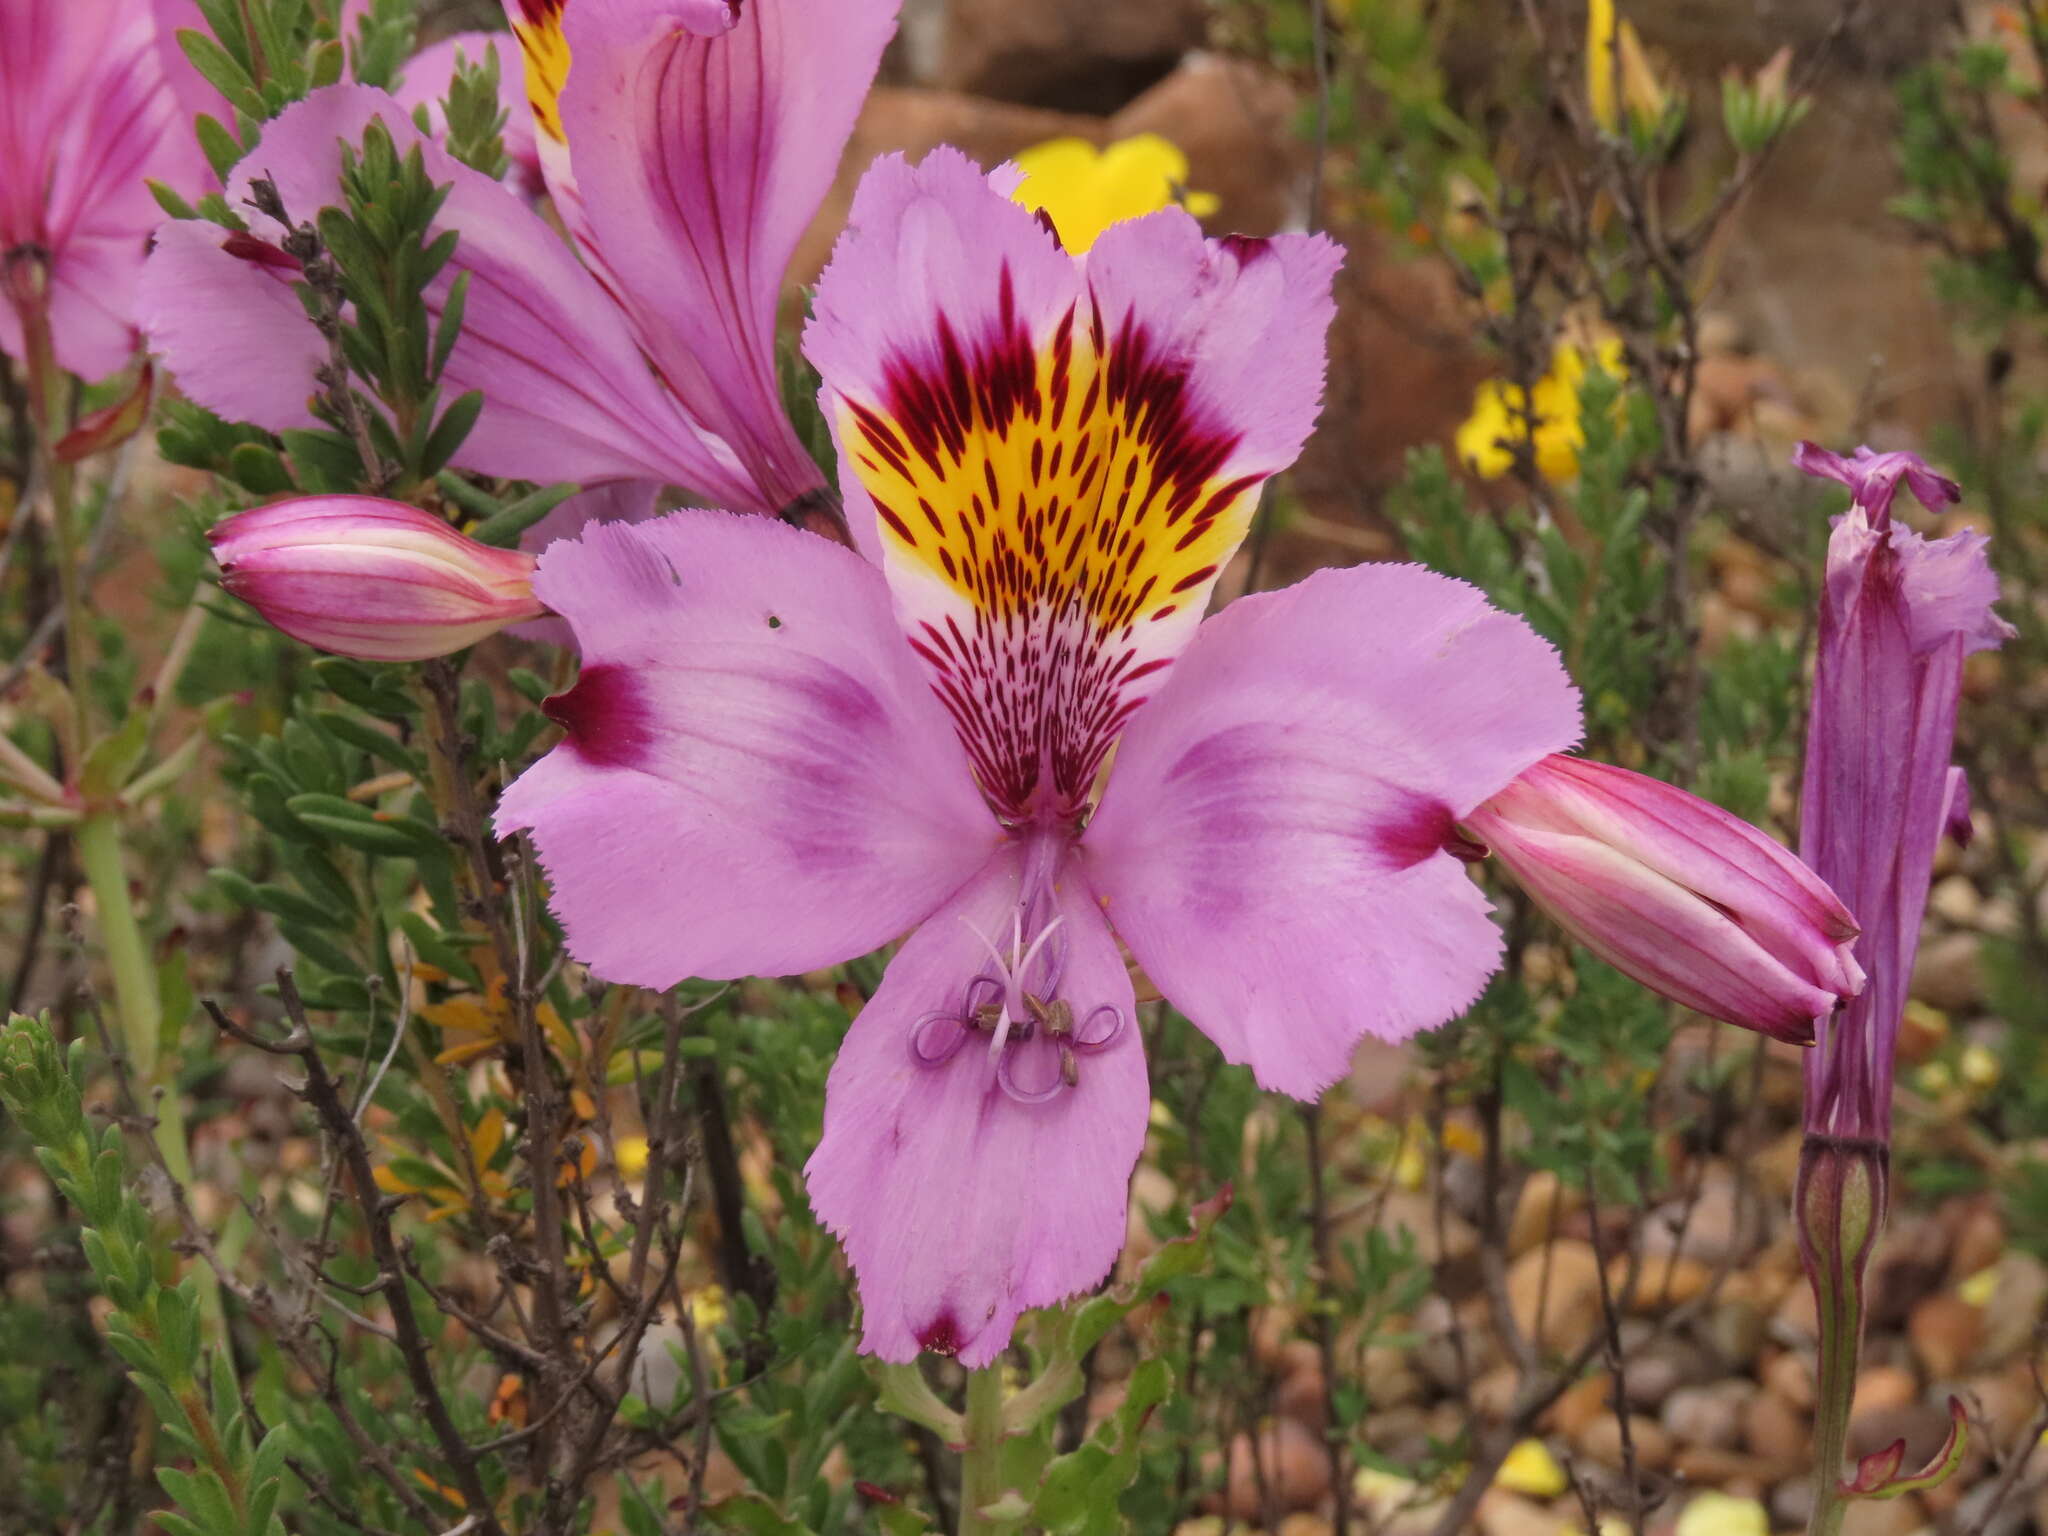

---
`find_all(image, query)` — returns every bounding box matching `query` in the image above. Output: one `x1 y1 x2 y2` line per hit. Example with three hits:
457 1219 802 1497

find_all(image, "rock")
1742 1389 1811 1470
1621 1339 1715 1410
1573 1413 1673 1473
932 0 1205 113
789 87 1104 290
1865 1217 1951 1329
1506 1239 1605 1355
1478 1490 1570 1536
1661 1382 1753 1451
1273 1362 1329 1432
1547 1371 1614 1439
1974 1253 2048 1366
1911 931 1984 1012
1222 1418 1334 1522
1510 1171 1578 1258
1672 1446 1777 1487
1703 1298 1768 1366
1848 1401 1953 1467
1848 1364 1918 1422
1761 1350 1816 1412
1942 1198 2006 1285
1772 1278 1819 1345
1111 54 1308 239
1769 1476 1815 1529
1643 1170 1759 1268
1618 1253 1714 1315
1838 1492 1931 1536
1907 1293 1984 1380
1673 1491 1770 1536
1278 1517 1335 1536
1471 1365 1522 1418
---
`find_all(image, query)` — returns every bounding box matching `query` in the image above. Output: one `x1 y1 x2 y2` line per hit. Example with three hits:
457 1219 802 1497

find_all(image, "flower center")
905 856 1125 1104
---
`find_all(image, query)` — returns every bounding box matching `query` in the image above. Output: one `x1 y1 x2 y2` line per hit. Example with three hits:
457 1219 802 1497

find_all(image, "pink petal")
806 150 1340 822
141 85 756 502
137 220 327 434
805 844 1147 1366
510 479 666 648
497 509 998 985
556 0 896 510
1082 562 1581 1098
1 0 203 378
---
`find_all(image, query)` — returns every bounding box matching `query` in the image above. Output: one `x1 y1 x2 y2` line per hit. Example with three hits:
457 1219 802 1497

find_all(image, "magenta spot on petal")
1374 795 1459 871
918 1314 963 1356
542 664 657 768
1219 234 1274 266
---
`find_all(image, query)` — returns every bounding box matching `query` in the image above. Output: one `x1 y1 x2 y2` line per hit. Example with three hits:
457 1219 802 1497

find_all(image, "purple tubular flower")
1464 754 1864 1044
498 151 1585 1367
139 0 900 518
0 0 205 381
210 496 547 661
1793 442 2012 1143
1790 442 2010 1522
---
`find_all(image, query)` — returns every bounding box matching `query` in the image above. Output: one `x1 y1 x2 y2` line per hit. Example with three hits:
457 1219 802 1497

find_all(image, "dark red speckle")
541 664 657 770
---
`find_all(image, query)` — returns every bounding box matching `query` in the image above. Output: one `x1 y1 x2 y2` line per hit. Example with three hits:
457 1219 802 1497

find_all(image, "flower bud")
1464 754 1864 1044
209 496 546 661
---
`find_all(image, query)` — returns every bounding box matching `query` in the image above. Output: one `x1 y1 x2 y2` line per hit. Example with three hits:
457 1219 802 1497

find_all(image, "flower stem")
1796 1138 1886 1536
958 1365 1007 1536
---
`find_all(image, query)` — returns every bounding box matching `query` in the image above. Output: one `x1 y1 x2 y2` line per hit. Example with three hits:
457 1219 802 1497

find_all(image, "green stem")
1806 1274 1861 1536
75 813 160 1078
958 1366 1007 1536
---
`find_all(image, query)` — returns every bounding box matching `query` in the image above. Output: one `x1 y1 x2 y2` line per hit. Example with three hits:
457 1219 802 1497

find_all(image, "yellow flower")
1495 1438 1569 1498
1010 134 1220 254
421 950 575 1069
1674 1492 1769 1536
1456 339 1627 483
1586 0 1669 136
1960 1042 2000 1089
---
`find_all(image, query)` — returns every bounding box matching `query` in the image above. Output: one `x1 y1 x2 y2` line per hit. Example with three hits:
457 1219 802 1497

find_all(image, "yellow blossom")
1456 339 1627 483
1586 0 1670 137
1586 0 1619 130
1960 1042 2000 1089
1958 1265 2000 1307
1010 134 1220 254
1495 1438 1569 1498
1674 1492 1769 1536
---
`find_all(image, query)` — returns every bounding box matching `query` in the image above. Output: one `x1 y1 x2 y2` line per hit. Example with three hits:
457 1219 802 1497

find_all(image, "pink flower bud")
1464 753 1864 1044
209 496 546 661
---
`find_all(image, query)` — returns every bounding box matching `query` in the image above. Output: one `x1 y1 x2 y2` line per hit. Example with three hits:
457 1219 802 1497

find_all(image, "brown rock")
1644 1169 1759 1267
1849 1364 1918 1422
1506 1239 1605 1355
1837 1492 1930 1536
1761 1350 1817 1412
1274 1363 1329 1432
932 0 1205 112
1907 1294 1985 1380
1941 1199 2006 1285
1742 1389 1811 1470
789 87 1104 291
1671 1445 1776 1487
1662 1382 1753 1451
1223 1418 1334 1522
1477 1490 1570 1536
1773 1278 1819 1344
1911 931 1984 1012
1866 1217 1951 1330
1547 1372 1615 1439
1848 1401 1952 1467
1618 1253 1713 1314
1974 1254 2048 1366
1112 54 1308 239
1509 1171 1577 1258
1573 1413 1673 1472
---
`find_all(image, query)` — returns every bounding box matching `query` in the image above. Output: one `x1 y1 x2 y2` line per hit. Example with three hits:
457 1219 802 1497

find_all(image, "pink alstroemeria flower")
139 0 898 518
497 152 1584 1366
1466 753 1863 1045
210 496 546 661
0 0 205 381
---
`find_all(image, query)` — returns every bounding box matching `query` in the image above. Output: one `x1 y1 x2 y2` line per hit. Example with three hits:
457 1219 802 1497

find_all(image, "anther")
1045 998 1074 1038
1059 1045 1079 1088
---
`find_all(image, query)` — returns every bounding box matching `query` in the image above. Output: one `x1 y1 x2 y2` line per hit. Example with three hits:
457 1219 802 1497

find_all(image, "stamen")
996 1042 1065 1104
910 1011 968 1066
1073 1003 1125 1052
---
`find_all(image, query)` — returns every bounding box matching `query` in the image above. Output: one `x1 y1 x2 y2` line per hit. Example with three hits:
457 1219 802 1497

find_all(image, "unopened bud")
209 495 547 661
1465 754 1864 1043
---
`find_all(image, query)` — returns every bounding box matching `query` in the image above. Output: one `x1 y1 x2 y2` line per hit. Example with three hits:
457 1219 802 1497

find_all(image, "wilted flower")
1456 338 1627 483
209 496 546 661
0 0 204 381
1010 134 1219 253
1790 441 2010 1512
1585 0 1673 138
500 151 1584 1366
1465 753 1863 1043
1792 442 2012 1143
142 0 900 519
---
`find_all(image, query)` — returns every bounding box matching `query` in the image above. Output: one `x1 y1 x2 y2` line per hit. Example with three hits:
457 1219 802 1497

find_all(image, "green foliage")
0 1018 289 1536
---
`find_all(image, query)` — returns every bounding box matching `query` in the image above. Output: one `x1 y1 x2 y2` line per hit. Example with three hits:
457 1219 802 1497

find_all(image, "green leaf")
78 707 153 798
419 389 485 477
226 442 297 495
469 481 580 547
